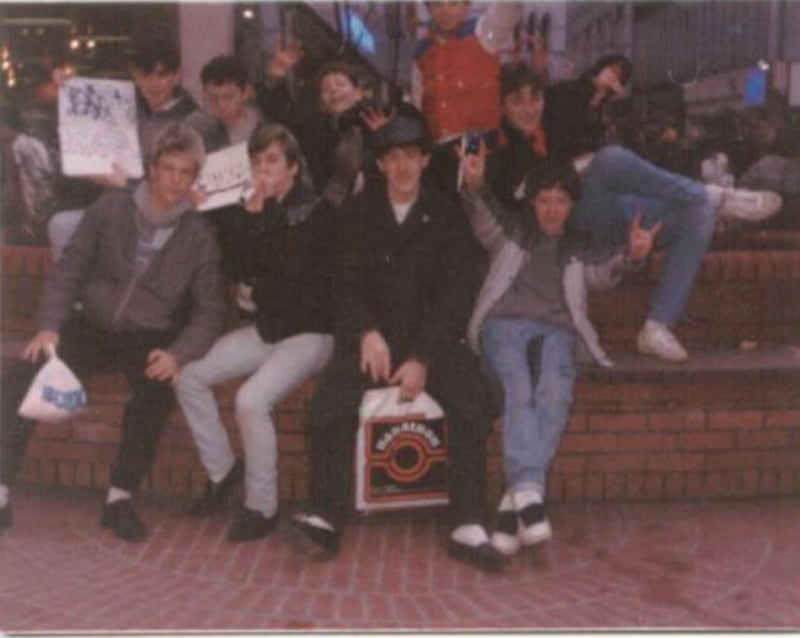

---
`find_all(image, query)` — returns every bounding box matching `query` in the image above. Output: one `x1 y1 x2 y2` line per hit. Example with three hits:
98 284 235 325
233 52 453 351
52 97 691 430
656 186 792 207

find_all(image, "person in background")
47 39 199 260
411 1 520 192
0 124 227 540
543 54 783 362
176 124 335 542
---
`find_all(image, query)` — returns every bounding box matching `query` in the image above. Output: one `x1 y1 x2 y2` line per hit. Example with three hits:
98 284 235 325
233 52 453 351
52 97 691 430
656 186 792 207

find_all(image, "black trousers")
306 340 497 530
1 315 176 492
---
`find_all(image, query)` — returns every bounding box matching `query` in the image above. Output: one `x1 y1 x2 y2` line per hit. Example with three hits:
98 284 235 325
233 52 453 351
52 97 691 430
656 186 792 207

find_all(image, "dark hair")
372 105 431 157
524 161 581 202
499 62 544 99
248 123 302 168
201 55 249 89
315 61 362 91
590 54 633 87
129 39 181 74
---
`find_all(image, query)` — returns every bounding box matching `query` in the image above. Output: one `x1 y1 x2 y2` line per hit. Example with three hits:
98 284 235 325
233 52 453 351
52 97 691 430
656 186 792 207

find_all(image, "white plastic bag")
355 387 448 512
18 344 87 423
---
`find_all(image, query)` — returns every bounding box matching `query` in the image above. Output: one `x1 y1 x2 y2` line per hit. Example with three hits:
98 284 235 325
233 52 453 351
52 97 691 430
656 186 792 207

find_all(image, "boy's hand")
244 173 276 213
627 210 663 261
360 106 394 132
389 358 427 402
89 163 127 189
21 330 60 363
361 330 392 383
145 350 180 382
267 41 303 79
456 140 488 192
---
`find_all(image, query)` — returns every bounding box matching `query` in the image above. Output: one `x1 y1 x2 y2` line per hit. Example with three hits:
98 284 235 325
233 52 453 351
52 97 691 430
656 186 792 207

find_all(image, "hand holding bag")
18 343 87 423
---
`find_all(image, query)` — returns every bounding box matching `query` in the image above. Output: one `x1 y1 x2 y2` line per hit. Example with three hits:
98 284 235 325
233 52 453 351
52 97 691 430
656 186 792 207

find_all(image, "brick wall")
4 245 800 505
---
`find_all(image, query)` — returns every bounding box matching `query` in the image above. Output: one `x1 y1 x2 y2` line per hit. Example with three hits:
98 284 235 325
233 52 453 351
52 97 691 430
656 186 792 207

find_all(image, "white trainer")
637 320 689 362
707 185 783 223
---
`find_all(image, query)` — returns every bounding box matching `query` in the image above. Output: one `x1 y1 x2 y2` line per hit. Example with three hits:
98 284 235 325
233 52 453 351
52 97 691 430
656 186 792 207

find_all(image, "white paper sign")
58 77 143 179
195 141 252 211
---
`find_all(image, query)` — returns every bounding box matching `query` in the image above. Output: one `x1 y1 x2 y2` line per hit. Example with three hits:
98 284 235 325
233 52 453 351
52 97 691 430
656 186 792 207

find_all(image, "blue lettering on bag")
42 385 87 411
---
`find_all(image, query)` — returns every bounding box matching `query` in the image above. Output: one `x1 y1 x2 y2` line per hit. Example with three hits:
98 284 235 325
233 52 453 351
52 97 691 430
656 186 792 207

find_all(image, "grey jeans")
176 325 334 516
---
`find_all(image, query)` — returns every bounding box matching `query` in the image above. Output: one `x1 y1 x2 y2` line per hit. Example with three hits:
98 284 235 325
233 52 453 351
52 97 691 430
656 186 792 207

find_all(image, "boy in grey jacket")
0 123 227 541
459 149 657 556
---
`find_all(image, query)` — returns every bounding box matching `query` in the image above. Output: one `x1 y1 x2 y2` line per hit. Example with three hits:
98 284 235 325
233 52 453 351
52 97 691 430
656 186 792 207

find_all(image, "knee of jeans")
595 144 630 164
534 372 574 410
234 386 272 421
175 363 206 394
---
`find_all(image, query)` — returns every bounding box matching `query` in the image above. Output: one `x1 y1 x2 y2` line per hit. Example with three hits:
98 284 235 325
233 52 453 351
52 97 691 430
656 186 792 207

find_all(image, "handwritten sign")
194 141 252 211
59 77 143 179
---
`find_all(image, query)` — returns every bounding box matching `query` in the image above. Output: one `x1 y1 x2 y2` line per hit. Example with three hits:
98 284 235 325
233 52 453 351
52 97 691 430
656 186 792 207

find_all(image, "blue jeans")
480 318 576 495
573 145 716 326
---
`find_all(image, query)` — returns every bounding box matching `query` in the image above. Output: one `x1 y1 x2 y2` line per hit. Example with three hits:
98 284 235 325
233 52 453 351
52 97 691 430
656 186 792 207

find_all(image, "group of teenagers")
0 2 783 574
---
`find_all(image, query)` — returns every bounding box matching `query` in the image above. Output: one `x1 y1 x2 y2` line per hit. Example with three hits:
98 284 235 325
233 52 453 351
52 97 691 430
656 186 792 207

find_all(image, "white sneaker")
512 489 552 547
707 185 783 222
491 493 521 556
637 320 689 362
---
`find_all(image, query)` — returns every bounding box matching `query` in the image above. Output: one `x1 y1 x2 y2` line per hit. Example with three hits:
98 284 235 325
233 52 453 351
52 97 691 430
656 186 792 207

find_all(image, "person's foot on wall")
637 320 689 362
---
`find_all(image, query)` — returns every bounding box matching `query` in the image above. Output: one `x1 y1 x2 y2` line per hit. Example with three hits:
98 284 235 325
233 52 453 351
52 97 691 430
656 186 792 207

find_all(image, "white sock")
451 523 489 547
106 487 132 504
497 492 515 512
295 513 335 533
512 488 543 511
0 484 9 508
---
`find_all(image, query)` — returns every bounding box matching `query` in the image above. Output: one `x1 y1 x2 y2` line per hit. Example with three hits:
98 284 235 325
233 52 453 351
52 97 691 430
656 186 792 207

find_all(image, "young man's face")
377 145 430 204
203 81 251 129
132 63 181 112
427 2 470 34
502 85 545 137
319 72 363 116
250 141 298 199
148 150 199 211
592 64 626 98
530 186 572 237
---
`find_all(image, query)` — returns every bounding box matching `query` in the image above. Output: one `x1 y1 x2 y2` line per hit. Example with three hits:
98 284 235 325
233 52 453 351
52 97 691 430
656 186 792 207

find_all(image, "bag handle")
45 342 58 360
370 386 420 420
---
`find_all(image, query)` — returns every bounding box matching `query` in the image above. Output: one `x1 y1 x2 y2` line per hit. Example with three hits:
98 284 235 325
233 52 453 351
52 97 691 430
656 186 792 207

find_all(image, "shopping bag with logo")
18 343 87 423
355 386 449 512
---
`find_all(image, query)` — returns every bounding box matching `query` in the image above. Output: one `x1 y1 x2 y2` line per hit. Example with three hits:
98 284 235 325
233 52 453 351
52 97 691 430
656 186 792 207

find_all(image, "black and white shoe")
490 493 520 556
517 501 552 546
289 514 340 560
447 539 507 573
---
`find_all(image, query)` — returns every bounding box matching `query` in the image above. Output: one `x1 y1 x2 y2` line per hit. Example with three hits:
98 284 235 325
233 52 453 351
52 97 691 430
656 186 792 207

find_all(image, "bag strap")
45 342 58 360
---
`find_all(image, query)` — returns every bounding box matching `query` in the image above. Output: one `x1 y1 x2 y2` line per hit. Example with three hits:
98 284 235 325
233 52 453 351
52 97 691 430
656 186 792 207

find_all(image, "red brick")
614 433 675 452
648 409 706 432
75 462 94 488
644 474 665 499
764 409 800 429
32 422 74 441
738 469 760 496
585 473 605 501
27 440 99 462
705 451 761 471
57 461 76 486
588 413 646 433
73 423 120 444
563 473 585 500
559 433 618 453
550 455 587 473
604 473 626 500
277 433 306 453
587 453 646 472
664 473 685 498
684 472 706 498
625 472 646 499
708 410 763 429
736 430 790 450
678 431 735 451
647 453 704 472
759 468 780 493
762 450 800 469
567 412 588 432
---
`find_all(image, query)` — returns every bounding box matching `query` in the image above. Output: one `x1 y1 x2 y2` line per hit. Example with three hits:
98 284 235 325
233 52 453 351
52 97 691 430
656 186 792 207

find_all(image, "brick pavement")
0 486 798 632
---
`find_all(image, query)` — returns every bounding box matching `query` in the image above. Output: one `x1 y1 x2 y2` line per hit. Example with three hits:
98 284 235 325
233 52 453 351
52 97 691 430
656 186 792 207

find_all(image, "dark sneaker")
226 506 278 542
101 500 147 542
517 501 552 546
0 504 12 531
447 539 507 574
289 514 340 560
491 508 521 556
190 458 244 517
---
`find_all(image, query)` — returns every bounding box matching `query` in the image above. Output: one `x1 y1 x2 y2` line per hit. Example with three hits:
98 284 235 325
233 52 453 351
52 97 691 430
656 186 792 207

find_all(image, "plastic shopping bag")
18 344 87 422
355 386 448 513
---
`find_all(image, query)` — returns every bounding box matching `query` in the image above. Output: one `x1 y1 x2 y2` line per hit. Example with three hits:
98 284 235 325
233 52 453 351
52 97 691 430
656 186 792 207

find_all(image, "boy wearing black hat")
290 109 506 573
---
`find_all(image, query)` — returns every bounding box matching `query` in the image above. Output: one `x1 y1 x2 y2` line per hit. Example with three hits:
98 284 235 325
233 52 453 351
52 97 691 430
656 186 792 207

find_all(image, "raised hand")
456 139 488 192
360 106 395 132
627 210 663 261
360 330 392 383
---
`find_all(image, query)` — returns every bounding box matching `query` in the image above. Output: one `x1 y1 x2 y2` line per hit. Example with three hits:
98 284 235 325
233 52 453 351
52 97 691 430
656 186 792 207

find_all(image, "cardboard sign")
58 77 143 178
194 141 252 211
